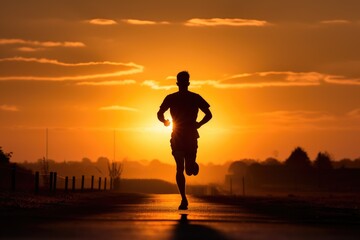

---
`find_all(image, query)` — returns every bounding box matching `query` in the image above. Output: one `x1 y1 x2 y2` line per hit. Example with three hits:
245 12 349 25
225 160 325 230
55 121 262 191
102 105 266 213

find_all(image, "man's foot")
192 162 199 176
178 199 188 210
185 161 199 176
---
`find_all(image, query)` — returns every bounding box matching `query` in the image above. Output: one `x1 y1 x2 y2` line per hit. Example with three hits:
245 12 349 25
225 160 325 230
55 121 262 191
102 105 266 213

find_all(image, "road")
4 194 360 239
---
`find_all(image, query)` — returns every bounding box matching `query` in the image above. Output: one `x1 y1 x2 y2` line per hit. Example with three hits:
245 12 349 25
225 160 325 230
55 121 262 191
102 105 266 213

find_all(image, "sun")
146 118 173 134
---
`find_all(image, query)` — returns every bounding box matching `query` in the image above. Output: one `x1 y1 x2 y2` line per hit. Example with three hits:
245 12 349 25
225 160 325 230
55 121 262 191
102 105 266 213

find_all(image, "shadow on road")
171 214 231 240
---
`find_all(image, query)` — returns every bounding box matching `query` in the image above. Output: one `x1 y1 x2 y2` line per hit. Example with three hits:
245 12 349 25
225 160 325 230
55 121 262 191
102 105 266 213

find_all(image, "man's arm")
196 107 212 129
157 108 170 127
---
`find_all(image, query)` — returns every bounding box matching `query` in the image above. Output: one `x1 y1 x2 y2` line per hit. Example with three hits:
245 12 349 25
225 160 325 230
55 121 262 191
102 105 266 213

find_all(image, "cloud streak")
76 80 136 86
325 76 360 85
0 38 85 48
143 71 360 90
88 18 117 25
16 47 43 52
185 18 270 27
0 57 144 81
320 19 351 25
347 109 360 119
0 57 133 67
99 105 139 112
215 72 324 88
250 110 360 131
142 80 176 90
0 104 19 112
257 110 336 124
198 72 360 89
122 19 170 25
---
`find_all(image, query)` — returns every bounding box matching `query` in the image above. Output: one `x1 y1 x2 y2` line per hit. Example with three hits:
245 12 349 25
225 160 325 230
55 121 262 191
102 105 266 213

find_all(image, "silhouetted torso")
160 91 210 138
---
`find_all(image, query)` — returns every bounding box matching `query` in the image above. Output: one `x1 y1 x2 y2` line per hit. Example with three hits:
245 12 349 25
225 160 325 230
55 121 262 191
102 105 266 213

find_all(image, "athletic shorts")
170 135 198 157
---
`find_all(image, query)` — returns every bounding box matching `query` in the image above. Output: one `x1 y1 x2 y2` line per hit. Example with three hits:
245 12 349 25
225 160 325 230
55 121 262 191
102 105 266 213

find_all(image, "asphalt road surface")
3 194 360 240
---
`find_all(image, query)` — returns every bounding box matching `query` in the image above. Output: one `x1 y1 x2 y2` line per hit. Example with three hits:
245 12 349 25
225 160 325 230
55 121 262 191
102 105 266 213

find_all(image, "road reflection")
171 214 230 240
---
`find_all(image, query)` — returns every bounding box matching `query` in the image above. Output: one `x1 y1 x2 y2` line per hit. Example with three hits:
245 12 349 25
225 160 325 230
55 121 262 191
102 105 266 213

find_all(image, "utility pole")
46 128 48 161
113 129 116 163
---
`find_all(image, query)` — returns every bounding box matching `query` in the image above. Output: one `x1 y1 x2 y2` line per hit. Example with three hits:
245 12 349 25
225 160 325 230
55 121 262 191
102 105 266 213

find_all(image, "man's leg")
184 138 199 176
173 151 186 199
171 137 188 209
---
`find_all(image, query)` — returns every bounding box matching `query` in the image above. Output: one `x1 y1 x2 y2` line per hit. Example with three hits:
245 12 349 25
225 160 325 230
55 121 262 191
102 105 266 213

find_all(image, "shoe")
185 162 199 176
185 166 192 176
192 162 199 176
178 199 188 210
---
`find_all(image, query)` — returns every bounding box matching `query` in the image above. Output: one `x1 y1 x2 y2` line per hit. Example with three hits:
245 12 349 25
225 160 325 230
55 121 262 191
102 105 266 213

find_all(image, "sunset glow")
0 0 359 164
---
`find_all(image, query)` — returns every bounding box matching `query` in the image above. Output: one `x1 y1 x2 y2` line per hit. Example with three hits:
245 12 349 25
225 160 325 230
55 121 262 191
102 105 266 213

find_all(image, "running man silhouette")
157 71 212 210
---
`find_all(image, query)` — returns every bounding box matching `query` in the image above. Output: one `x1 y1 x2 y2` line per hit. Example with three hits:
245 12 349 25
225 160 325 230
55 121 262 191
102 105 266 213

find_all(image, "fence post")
11 165 16 192
81 175 85 191
53 172 57 192
65 176 69 192
72 176 76 191
98 177 102 191
91 176 94 191
35 171 39 194
104 177 107 190
49 172 54 192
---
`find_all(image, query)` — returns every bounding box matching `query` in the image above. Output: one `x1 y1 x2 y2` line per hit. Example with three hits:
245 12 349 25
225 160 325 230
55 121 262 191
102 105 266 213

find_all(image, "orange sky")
0 0 359 164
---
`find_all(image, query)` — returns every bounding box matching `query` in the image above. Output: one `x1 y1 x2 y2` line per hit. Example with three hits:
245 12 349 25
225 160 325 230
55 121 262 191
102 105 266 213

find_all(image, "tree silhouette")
228 160 248 176
0 146 12 165
108 161 123 190
81 157 92 165
314 152 333 171
285 147 311 169
262 157 281 166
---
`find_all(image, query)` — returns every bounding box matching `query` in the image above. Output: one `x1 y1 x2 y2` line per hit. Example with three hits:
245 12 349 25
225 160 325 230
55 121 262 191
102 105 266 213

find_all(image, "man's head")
177 71 190 89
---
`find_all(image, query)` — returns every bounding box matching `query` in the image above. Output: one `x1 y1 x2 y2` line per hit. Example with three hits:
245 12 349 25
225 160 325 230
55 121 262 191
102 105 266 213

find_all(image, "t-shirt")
159 91 210 138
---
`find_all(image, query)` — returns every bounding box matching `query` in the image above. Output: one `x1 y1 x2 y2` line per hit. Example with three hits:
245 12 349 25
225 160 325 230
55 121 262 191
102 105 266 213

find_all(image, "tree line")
227 147 360 193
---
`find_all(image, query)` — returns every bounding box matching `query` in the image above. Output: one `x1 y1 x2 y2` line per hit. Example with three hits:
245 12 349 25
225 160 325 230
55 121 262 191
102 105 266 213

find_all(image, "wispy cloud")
0 38 85 48
17 47 43 52
0 57 144 81
0 104 19 112
250 110 360 131
143 71 360 90
320 19 351 25
88 18 117 25
99 105 139 112
195 71 360 89
76 80 136 86
325 76 360 85
141 80 176 90
257 111 335 124
235 110 334 132
347 109 360 119
143 72 319 90
218 72 323 88
122 19 170 25
0 57 135 67
185 18 270 27
162 72 320 89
